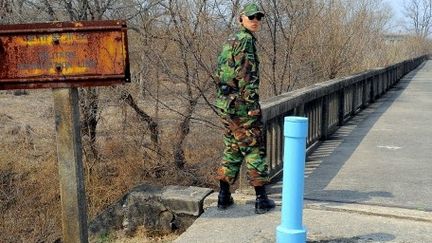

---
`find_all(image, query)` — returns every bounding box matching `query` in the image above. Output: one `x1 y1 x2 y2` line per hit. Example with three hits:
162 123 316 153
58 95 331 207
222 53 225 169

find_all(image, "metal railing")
260 55 427 182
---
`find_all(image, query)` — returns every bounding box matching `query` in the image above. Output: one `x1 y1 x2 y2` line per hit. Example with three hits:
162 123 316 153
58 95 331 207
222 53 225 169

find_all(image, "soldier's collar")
240 26 257 39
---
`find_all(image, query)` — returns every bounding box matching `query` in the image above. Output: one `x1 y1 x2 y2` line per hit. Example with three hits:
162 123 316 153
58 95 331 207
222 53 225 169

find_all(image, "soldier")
214 3 275 214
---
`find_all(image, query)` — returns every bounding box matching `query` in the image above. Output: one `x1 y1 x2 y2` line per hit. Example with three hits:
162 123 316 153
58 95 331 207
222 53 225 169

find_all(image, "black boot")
217 180 234 209
255 186 275 214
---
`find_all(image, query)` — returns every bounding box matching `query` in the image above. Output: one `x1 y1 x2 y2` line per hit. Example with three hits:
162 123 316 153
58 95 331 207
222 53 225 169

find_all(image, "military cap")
240 3 265 17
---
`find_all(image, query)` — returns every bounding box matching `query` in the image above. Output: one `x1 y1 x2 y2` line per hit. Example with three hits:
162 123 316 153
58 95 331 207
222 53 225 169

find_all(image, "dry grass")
90 226 179 243
0 88 223 242
2 35 425 242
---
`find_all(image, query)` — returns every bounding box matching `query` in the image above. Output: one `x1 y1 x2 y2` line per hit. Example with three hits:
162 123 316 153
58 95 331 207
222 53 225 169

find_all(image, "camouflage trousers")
216 114 269 187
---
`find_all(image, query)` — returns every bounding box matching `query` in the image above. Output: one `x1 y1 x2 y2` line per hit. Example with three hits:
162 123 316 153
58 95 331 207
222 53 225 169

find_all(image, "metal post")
276 116 308 243
53 88 88 243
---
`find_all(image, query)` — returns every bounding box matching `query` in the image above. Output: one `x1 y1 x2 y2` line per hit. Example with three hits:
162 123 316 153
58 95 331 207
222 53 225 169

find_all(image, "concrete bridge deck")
174 61 432 243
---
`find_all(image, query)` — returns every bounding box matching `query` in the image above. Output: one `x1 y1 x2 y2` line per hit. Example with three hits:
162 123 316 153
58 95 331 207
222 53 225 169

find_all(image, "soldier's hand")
248 109 261 117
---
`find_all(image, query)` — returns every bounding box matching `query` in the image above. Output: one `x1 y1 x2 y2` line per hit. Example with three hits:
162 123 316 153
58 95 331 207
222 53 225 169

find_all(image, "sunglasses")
247 14 263 21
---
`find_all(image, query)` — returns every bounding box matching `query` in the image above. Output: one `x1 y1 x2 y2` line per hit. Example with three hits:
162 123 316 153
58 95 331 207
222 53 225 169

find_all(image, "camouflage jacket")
214 27 260 117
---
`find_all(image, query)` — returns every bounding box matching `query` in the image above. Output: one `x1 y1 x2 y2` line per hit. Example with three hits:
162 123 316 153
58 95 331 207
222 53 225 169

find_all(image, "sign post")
53 87 88 242
0 20 130 243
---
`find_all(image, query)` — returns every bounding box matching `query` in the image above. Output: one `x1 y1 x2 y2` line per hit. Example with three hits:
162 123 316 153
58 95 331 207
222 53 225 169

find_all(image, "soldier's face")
241 14 262 32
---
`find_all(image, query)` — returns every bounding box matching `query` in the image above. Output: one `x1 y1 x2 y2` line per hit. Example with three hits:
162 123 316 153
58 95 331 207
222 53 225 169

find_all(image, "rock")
89 184 213 238
122 184 174 234
88 196 125 235
161 186 213 216
13 90 28 96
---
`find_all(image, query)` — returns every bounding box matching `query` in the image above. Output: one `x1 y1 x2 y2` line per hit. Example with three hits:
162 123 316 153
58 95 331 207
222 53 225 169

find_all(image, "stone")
89 184 213 238
161 186 213 216
121 184 174 234
88 198 125 235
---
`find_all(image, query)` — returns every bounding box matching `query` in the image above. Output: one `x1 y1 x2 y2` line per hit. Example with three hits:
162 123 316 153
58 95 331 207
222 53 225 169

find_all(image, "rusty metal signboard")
1 20 131 243
0 20 130 90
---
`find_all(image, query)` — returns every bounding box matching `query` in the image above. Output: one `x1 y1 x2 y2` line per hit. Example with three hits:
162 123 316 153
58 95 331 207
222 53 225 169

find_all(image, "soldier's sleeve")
217 36 253 89
235 37 260 107
233 37 255 83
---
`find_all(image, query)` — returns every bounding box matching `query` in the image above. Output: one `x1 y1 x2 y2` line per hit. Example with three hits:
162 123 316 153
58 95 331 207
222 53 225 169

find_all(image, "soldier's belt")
220 84 239 95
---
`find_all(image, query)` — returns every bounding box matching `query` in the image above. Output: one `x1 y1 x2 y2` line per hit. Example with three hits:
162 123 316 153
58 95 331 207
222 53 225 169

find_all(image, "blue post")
276 116 308 243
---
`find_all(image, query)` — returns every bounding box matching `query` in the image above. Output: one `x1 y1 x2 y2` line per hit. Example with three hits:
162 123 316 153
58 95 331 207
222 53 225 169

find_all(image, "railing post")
321 96 329 140
338 89 345 125
385 71 389 91
378 73 382 98
294 104 305 117
370 75 376 103
352 83 358 115
362 79 368 108
276 116 308 243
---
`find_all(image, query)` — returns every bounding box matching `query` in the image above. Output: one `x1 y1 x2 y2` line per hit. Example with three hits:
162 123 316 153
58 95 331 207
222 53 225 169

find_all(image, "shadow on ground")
305 190 393 205
308 232 395 243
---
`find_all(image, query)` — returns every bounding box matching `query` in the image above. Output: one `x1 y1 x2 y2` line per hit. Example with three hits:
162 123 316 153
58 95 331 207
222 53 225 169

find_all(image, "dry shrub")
0 91 221 242
2 1 431 241
80 97 223 220
0 140 61 243
91 226 179 243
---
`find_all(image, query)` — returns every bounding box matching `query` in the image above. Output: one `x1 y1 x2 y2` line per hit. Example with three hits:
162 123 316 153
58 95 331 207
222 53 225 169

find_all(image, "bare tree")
305 0 389 80
0 0 13 22
3 1 427 241
258 0 322 95
22 0 161 160
404 0 432 38
0 0 41 24
154 0 216 169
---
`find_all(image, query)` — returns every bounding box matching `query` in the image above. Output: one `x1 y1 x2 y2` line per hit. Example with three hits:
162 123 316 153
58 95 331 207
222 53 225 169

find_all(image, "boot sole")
255 206 275 214
217 202 234 210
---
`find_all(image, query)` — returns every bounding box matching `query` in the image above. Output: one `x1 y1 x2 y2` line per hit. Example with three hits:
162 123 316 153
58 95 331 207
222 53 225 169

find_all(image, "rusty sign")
0 20 130 90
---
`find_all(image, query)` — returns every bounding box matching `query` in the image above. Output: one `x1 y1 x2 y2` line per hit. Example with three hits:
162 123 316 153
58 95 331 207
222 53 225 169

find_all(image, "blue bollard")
276 116 308 243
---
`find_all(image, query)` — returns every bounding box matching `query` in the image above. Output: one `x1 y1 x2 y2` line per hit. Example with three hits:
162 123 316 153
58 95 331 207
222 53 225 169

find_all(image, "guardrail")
259 55 427 182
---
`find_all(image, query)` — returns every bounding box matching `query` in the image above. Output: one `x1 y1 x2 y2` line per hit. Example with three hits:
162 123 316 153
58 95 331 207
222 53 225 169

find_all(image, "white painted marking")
377 145 402 150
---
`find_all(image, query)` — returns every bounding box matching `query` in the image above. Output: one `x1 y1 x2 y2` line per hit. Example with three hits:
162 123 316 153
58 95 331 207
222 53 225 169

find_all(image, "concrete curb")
203 192 257 209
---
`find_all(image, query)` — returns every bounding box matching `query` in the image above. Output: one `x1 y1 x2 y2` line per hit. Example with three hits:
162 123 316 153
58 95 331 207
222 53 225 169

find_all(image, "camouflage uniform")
215 26 268 187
